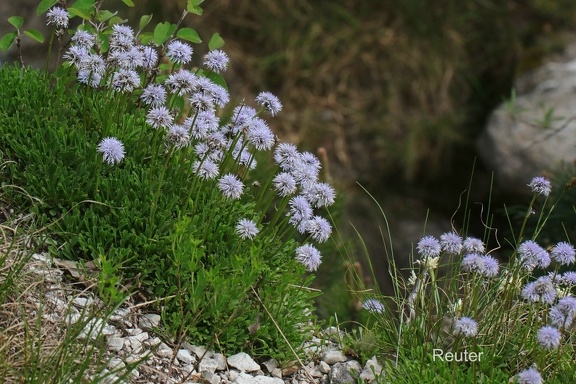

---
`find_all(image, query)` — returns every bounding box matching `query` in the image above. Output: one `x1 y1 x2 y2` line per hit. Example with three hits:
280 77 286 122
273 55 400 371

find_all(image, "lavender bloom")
362 299 385 314
189 92 215 112
141 84 166 108
141 46 159 71
461 253 484 274
146 106 173 129
291 161 319 189
452 316 478 338
288 195 313 233
246 118 275 151
528 176 551 197
165 70 197 96
111 69 140 93
79 53 106 76
64 45 89 67
417 236 441 258
203 50 229 73
549 296 576 329
463 237 485 254
192 159 219 180
303 182 336 208
235 219 259 240
550 241 576 265
218 174 244 199
78 70 102 88
71 30 95 48
189 110 219 139
516 368 543 384
521 276 556 304
536 326 561 349
561 271 576 286
231 105 257 131
208 84 230 108
305 216 332 243
97 137 125 165
481 255 500 278
165 124 190 149
46 7 69 29
517 240 551 271
255 91 282 116
274 143 300 171
112 46 144 69
295 244 322 272
440 232 463 255
109 24 134 51
273 172 297 197
166 40 193 64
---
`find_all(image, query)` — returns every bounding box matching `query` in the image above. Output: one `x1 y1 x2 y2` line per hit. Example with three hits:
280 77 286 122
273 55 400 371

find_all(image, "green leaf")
187 0 204 15
208 33 224 50
197 69 227 90
139 14 153 31
153 22 172 46
68 0 95 20
37 0 59 15
96 10 117 23
176 28 201 44
8 16 24 29
24 29 45 43
121 0 135 6
138 31 154 45
188 5 203 16
0 32 17 51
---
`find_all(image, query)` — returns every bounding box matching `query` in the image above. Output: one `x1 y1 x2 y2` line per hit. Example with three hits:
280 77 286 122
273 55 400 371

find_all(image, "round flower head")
417 236 441 259
79 53 106 76
46 7 69 29
463 237 485 254
452 316 478 338
111 69 140 93
295 244 322 272
141 46 159 71
192 159 219 180
549 296 576 329
146 106 173 129
166 40 193 64
440 232 463 255
521 276 556 305
166 70 197 96
517 240 551 271
78 70 102 88
561 271 576 286
362 299 385 314
246 118 275 151
288 195 313 233
208 84 230 108
141 84 166 108
303 182 336 208
189 92 215 112
64 45 89 67
272 172 297 197
218 174 244 199
112 46 144 69
203 49 229 73
536 326 561 349
165 124 190 149
255 91 282 116
274 143 300 171
71 30 95 48
516 367 543 384
109 24 134 51
235 218 259 240
97 137 125 165
550 241 576 266
481 255 499 278
528 176 551 197
305 216 332 243
461 253 484 274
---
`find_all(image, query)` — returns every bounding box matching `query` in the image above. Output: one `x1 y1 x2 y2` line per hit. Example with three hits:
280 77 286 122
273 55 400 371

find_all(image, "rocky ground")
4 249 384 384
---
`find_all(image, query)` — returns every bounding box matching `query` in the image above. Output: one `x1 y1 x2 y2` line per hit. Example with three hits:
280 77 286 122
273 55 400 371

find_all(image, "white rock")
107 336 125 352
126 328 143 336
201 371 221 384
139 313 161 331
271 368 282 378
262 358 278 372
125 337 143 354
78 318 109 340
360 356 384 382
213 353 227 370
177 349 194 364
72 297 93 308
108 357 125 371
147 337 162 347
31 253 52 266
322 350 347 365
110 307 131 322
187 344 209 358
233 372 284 384
199 357 220 373
227 352 260 372
318 361 331 374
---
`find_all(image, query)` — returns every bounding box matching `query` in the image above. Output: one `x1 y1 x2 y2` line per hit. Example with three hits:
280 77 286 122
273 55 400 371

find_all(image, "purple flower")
203 50 229 73
255 91 282 116
146 106 173 129
165 124 190 149
97 137 125 165
71 30 95 48
528 176 551 197
111 46 144 69
141 84 166 108
192 159 219 180
305 216 332 243
274 143 300 171
273 172 297 197
536 326 561 349
109 24 134 51
362 299 385 314
295 244 322 272
141 46 159 71
549 296 576 329
440 232 463 255
78 70 102 88
417 236 441 258
481 255 500 278
461 253 484 274
166 40 193 64
64 45 89 67
452 316 478 338
189 92 215 112
521 276 556 304
463 237 485 254
166 70 197 96
46 7 69 28
288 195 313 233
79 53 106 75
236 218 259 240
111 69 140 93
188 111 219 140
516 368 543 384
303 182 336 208
218 174 244 199
246 118 275 151
550 241 575 265
561 271 576 286
517 240 551 271
208 84 230 108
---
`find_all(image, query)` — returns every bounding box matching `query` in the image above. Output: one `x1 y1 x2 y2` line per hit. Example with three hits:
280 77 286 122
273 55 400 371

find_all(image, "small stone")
125 337 143 354
126 328 143 336
108 357 125 371
156 348 173 358
330 361 361 384
72 297 93 308
107 337 125 352
318 361 331 374
213 353 227 370
182 364 195 375
187 344 208 358
228 352 260 372
139 313 161 331
262 358 279 372
233 372 284 384
201 370 221 384
110 307 130 322
271 368 282 378
360 356 384 382
199 357 219 373
147 337 162 347
322 350 347 365
177 349 194 364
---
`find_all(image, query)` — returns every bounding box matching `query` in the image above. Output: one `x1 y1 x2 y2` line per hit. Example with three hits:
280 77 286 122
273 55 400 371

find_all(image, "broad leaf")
139 14 153 31
0 32 17 51
197 69 228 90
121 0 135 6
24 29 45 43
176 28 201 44
96 10 117 23
153 22 172 46
8 16 24 29
37 0 59 15
208 33 224 50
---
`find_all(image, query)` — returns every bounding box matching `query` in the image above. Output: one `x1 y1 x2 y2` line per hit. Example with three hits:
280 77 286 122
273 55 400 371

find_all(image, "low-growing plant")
0 0 337 362
343 176 576 383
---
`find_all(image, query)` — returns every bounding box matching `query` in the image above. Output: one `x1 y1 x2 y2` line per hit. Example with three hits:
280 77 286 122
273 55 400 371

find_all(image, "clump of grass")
341 176 576 383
